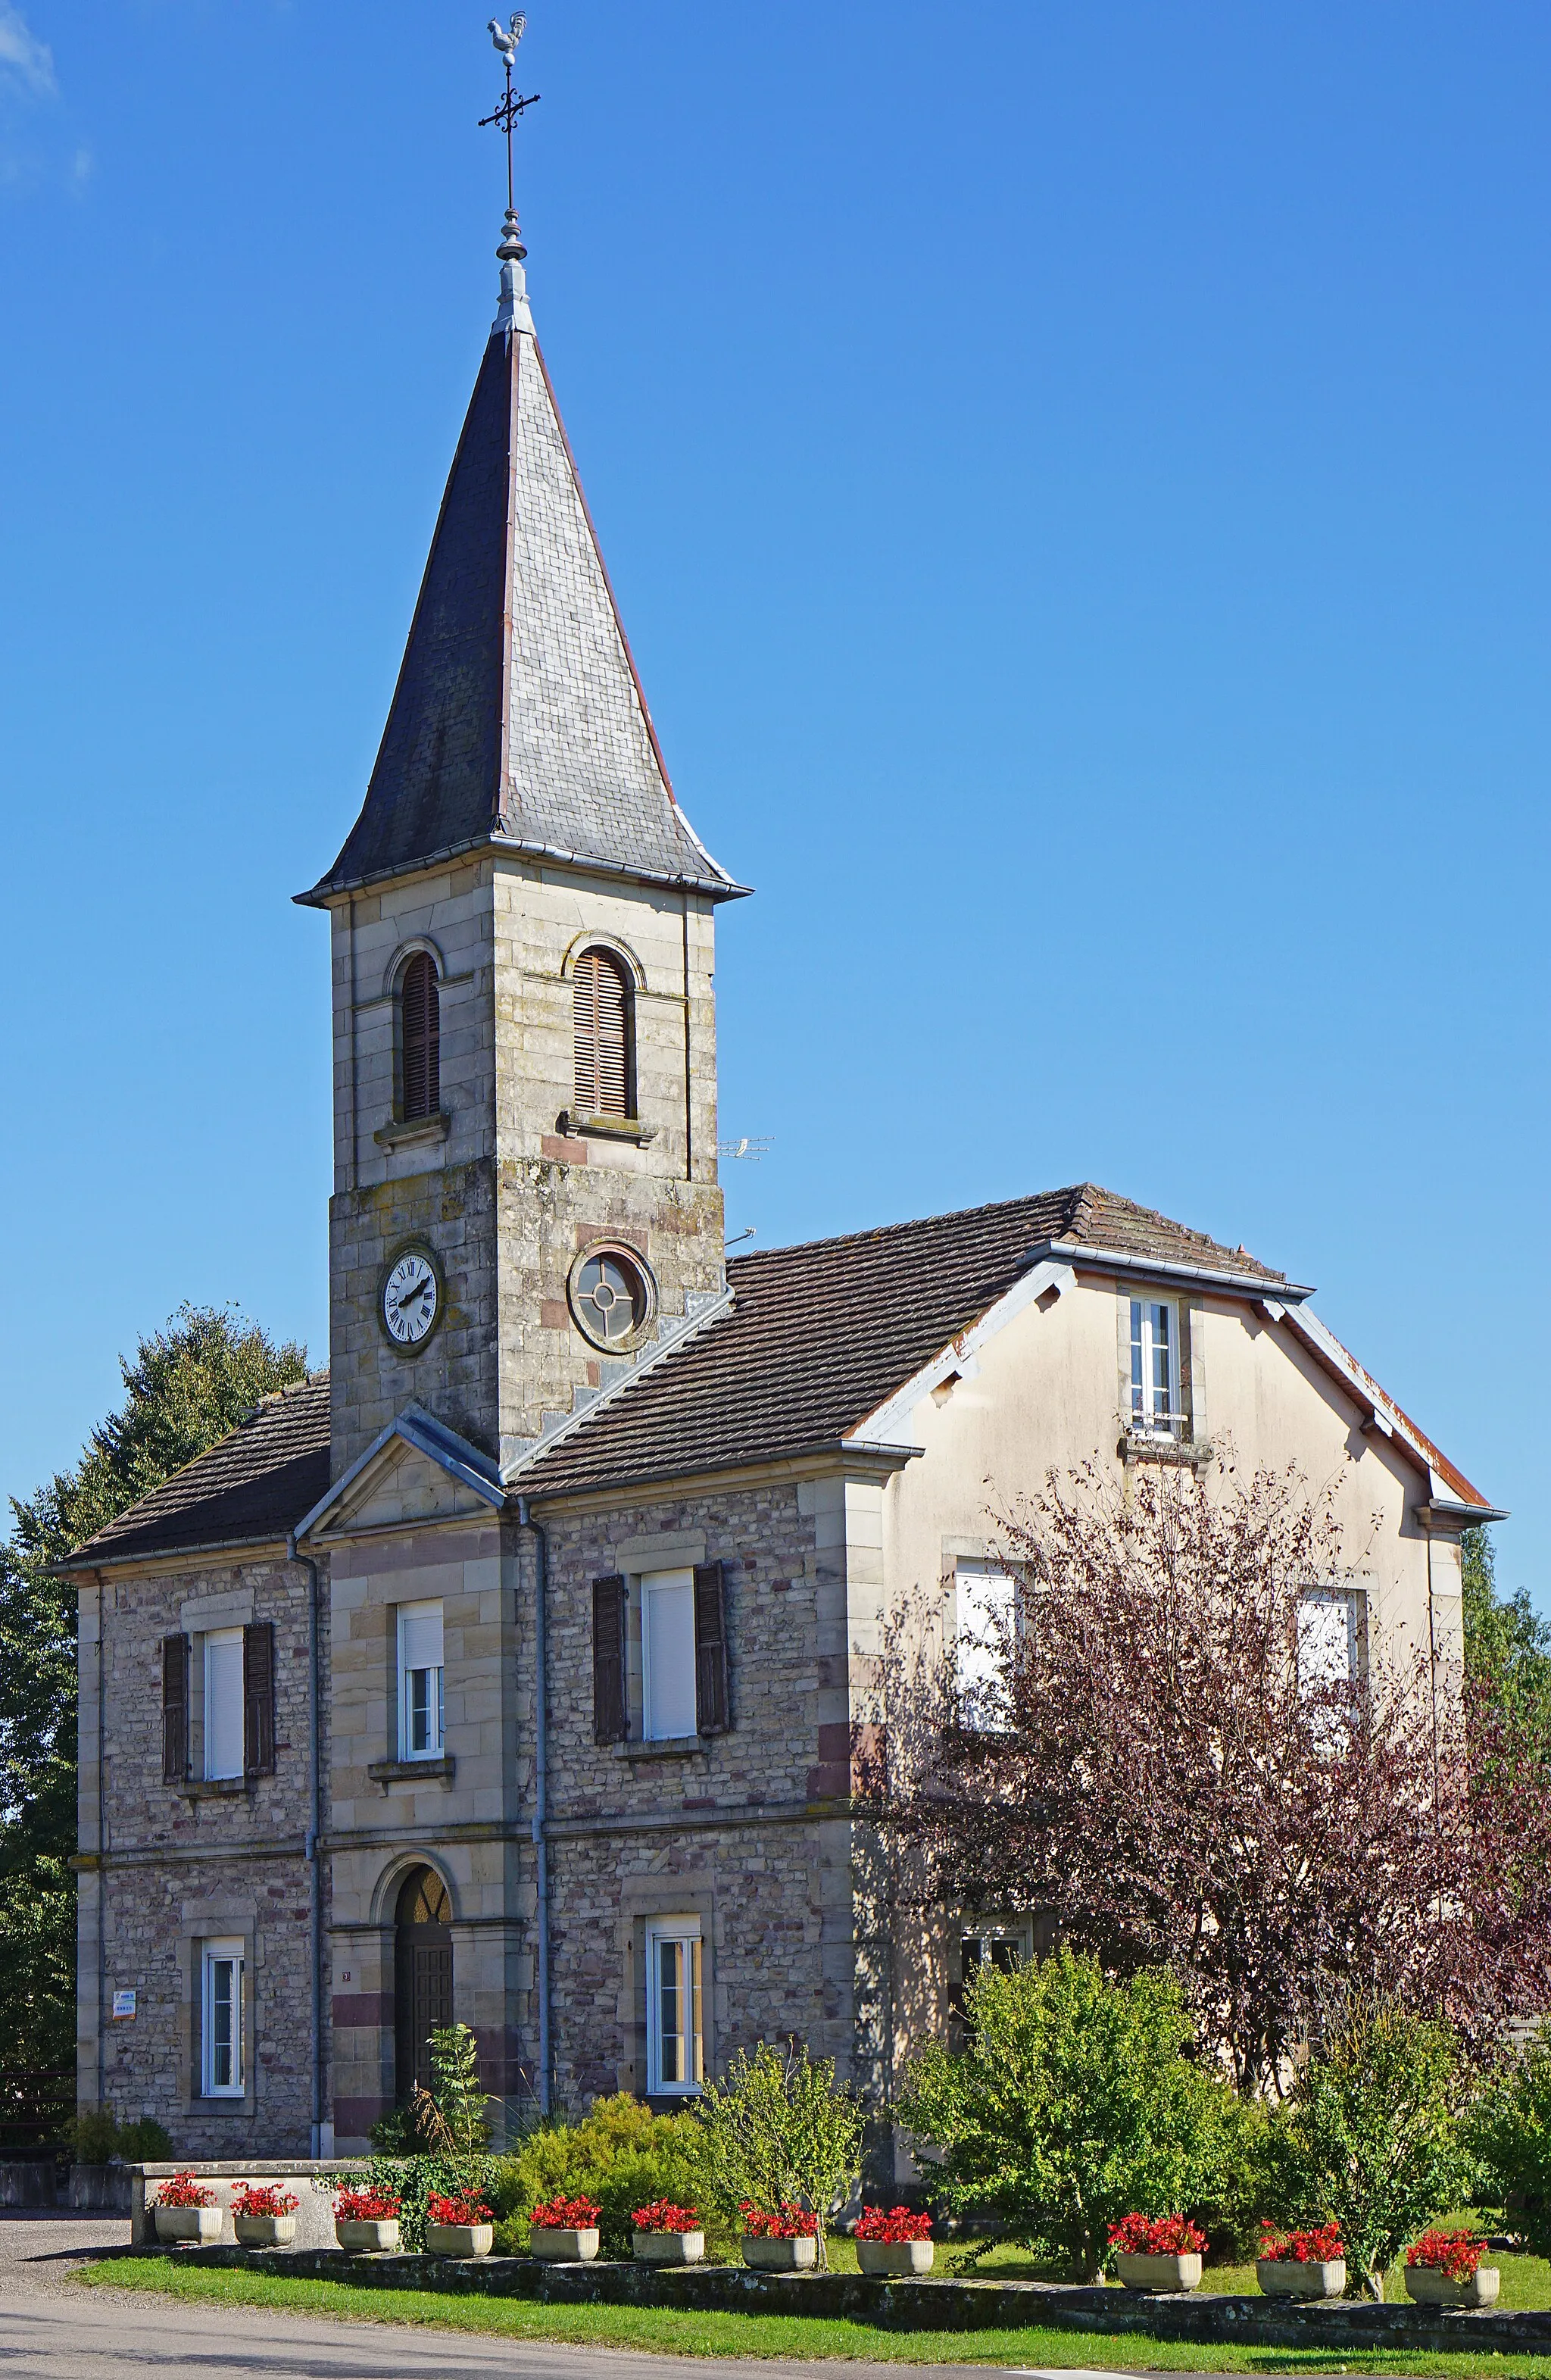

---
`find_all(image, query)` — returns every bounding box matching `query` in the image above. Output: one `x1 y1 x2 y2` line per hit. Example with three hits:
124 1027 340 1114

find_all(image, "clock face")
382 1251 440 1349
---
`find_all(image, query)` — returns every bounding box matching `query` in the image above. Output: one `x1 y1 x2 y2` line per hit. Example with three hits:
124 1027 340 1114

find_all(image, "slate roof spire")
298 208 745 908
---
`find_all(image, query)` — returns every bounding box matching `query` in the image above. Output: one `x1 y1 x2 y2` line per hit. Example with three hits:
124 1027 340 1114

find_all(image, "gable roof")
61 1378 331 1570
512 1183 1295 1499
298 317 744 908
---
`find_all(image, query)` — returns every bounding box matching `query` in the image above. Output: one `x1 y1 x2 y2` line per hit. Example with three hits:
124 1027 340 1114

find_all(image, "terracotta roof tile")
63 1379 331 1569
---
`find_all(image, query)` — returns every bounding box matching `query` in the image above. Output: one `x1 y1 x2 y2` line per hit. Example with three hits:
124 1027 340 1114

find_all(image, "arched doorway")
394 1865 452 2104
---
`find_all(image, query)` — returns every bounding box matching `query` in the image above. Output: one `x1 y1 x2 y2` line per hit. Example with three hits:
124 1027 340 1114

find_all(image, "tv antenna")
480 15 541 230
716 1137 774 1161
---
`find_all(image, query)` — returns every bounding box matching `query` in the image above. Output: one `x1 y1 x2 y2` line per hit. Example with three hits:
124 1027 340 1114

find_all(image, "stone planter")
529 2225 600 2263
233 2214 297 2249
1257 2257 1346 2300
632 2229 706 2265
154 2206 222 2246
857 2238 935 2277
1116 2251 1202 2294
742 2235 819 2271
335 2218 401 2254
1405 2263 1500 2309
427 2222 494 2259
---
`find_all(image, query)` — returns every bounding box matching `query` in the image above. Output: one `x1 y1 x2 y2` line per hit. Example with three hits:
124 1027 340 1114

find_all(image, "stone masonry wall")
78 1553 326 2157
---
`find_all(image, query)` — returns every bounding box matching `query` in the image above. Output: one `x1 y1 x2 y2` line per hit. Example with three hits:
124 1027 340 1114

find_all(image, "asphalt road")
0 2212 1120 2380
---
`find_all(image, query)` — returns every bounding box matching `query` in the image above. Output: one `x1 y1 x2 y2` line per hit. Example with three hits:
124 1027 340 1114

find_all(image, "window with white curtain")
398 1601 445 1760
1130 1298 1184 1436
953 1560 1016 1729
1297 1589 1361 1698
203 1629 245 1781
641 1569 697 1741
645 1916 703 2094
201 1937 245 2097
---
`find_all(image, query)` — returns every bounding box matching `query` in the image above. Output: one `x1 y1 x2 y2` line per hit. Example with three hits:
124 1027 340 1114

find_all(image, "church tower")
298 205 746 1479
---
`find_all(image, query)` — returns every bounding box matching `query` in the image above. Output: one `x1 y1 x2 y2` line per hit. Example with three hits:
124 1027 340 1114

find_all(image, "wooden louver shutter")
401 952 440 1120
573 950 629 1119
591 1575 628 1744
161 1632 189 1785
693 1561 730 1736
243 1622 276 1778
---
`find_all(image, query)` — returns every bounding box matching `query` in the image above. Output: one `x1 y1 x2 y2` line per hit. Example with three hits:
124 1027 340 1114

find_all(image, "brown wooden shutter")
573 950 630 1120
694 1561 730 1736
243 1622 276 1778
161 1632 189 1785
401 953 440 1120
591 1575 628 1744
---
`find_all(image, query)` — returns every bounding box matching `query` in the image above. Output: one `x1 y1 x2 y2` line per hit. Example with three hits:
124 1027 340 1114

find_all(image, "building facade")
70 217 1502 2160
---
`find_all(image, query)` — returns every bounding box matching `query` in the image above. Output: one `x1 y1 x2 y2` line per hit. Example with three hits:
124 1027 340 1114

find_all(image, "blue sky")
2 4 1546 1613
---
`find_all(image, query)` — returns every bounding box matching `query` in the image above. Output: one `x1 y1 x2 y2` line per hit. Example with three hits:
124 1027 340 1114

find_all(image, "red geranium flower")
1406 2229 1485 2282
1259 2219 1343 2264
335 2184 401 2222
530 2195 601 2229
631 2200 701 2234
739 2200 819 2239
232 2184 298 2219
1107 2213 1207 2257
427 2192 493 2226
154 2172 215 2210
855 2205 933 2243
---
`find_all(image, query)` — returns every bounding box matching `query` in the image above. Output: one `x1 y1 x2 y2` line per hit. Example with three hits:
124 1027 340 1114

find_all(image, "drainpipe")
289 1531 325 2157
516 1496 551 2116
94 1569 107 2108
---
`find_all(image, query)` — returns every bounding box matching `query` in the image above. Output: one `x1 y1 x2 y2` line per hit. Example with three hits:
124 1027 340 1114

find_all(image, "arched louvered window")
400 952 441 1121
573 948 632 1120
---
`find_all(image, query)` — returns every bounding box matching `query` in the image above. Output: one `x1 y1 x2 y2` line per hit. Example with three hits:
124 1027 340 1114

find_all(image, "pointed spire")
298 261 746 910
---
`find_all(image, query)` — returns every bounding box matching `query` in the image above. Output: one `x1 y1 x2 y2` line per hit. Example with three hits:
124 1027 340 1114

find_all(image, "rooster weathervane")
481 14 540 236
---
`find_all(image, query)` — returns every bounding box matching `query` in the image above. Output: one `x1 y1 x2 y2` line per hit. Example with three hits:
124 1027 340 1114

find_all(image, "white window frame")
1130 1296 1184 1438
1297 1587 1362 1698
200 1936 245 2097
953 1560 1017 1730
644 1916 704 2097
203 1627 245 1781
640 1569 697 1743
397 1601 445 1762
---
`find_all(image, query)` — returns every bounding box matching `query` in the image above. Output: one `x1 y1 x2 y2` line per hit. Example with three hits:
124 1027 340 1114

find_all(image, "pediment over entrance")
295 1404 504 1545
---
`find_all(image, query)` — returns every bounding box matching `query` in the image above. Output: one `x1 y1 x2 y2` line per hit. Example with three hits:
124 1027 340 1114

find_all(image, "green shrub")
1188 2091 1292 2261
115 2116 174 2162
1464 2021 1551 2254
897 1946 1233 2282
66 2109 173 2164
692 2041 864 2268
488 2094 723 2260
1280 1992 1471 2300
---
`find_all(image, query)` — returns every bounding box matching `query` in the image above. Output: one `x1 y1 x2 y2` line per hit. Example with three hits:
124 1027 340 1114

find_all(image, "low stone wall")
126 2163 358 2252
107 2246 1551 2357
0 2158 60 2209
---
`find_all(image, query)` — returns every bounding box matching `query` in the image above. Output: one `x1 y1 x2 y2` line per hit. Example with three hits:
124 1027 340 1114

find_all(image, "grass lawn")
75 2258 1551 2375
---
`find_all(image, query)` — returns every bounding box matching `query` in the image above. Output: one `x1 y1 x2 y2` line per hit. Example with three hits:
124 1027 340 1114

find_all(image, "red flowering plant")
154 2172 215 2210
427 2191 493 2227
855 2206 933 2243
1406 2229 1486 2281
631 2200 701 2235
1107 2213 1207 2257
529 2195 602 2231
335 2183 401 2222
1259 2220 1343 2264
232 2184 298 2219
740 2200 820 2239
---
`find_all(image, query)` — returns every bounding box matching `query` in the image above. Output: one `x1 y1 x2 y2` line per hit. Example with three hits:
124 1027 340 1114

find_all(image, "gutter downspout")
516 1495 551 2116
94 1569 106 2108
289 1530 325 2156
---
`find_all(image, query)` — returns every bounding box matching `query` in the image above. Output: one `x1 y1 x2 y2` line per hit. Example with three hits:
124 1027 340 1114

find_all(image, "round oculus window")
569 1247 655 1348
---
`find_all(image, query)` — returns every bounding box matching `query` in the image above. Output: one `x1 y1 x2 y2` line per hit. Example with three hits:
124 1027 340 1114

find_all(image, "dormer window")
399 952 441 1121
1130 1298 1183 1437
573 947 632 1120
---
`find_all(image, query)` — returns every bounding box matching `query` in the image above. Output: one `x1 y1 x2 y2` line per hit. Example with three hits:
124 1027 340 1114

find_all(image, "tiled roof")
515 1183 1288 1499
62 1379 332 1569
300 324 743 906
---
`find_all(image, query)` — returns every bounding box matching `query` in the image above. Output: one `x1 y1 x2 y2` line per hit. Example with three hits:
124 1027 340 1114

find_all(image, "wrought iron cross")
481 14 541 220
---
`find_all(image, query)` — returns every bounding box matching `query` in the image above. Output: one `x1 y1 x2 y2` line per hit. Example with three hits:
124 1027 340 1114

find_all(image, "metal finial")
480 12 540 233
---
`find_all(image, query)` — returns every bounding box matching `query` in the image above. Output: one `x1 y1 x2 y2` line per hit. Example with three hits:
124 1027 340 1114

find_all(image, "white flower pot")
857 2238 935 2276
529 2225 600 2263
742 2235 818 2271
632 2229 705 2264
1405 2264 1500 2308
154 2206 221 2245
1116 2251 1202 2294
1257 2257 1345 2299
335 2218 401 2254
426 2222 493 2259
234 2214 296 2248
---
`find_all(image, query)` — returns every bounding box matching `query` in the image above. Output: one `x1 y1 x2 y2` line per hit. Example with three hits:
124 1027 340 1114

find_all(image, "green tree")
410 2022 494 2194
1281 1992 1471 2300
693 2040 865 2268
1464 2019 1551 2254
897 1946 1232 2282
0 1304 307 2072
1462 1526 1551 1759
488 2091 722 2258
